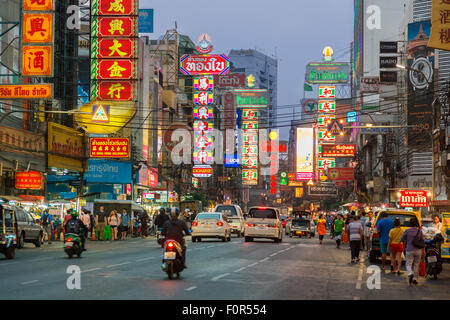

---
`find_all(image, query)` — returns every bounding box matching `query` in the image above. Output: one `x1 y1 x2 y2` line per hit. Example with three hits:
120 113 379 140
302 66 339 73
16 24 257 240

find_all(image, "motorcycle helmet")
71 210 79 218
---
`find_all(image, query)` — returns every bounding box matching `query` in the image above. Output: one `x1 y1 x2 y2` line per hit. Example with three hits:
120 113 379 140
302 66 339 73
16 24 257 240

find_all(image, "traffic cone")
91 228 96 240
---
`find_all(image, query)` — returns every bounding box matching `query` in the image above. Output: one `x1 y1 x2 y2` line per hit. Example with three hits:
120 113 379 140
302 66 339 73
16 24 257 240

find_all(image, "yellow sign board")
295 188 304 198
23 13 53 44
48 122 86 172
428 0 450 51
75 100 136 134
0 84 52 99
22 45 52 76
23 0 54 11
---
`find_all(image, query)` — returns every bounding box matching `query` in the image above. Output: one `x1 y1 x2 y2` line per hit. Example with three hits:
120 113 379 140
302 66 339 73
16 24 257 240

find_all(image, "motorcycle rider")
162 208 190 268
155 208 170 231
64 210 87 251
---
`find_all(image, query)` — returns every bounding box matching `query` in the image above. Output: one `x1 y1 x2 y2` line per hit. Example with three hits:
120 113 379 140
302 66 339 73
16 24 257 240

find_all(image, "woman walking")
108 210 120 241
388 218 404 275
317 214 327 245
141 211 149 238
401 217 425 285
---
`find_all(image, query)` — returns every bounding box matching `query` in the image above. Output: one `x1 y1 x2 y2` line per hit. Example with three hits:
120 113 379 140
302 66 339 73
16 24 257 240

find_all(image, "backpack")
42 214 49 226
66 219 80 234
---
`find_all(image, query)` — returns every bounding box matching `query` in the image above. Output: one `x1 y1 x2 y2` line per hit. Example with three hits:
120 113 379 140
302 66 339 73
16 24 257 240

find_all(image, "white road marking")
259 257 269 262
270 253 278 257
82 268 100 273
207 245 215 248
281 243 289 246
185 286 197 291
247 262 258 267
30 258 49 262
211 273 230 281
234 267 246 272
21 280 39 285
107 262 131 268
356 258 365 289
195 274 207 278
136 257 154 262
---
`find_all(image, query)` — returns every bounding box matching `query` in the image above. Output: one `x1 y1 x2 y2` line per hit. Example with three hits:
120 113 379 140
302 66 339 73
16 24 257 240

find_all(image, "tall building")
228 49 278 129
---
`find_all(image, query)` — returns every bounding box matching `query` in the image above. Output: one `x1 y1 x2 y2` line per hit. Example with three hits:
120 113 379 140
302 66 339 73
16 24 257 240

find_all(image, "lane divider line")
269 253 278 257
136 257 154 262
185 286 197 291
81 268 101 273
21 280 39 285
247 262 258 267
211 273 230 281
259 257 269 262
107 262 131 268
234 267 246 273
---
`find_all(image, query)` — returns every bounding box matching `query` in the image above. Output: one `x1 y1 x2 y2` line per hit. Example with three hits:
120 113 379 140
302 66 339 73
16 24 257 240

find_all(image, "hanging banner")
91 38 138 59
321 144 356 157
194 76 214 91
90 0 138 16
90 80 137 101
194 91 214 105
91 16 138 37
399 190 428 207
91 59 137 80
0 84 52 99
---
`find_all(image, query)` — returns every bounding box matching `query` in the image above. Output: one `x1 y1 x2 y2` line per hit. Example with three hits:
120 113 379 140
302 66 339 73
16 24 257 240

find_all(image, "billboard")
235 89 268 108
327 168 354 181
180 54 230 75
305 62 350 84
296 128 313 180
399 190 428 207
84 160 132 184
407 20 434 147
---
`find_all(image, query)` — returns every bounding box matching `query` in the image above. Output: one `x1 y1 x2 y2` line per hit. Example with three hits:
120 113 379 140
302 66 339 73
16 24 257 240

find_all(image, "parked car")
244 206 283 243
191 212 232 242
15 207 43 248
0 204 18 259
214 204 245 237
368 210 421 263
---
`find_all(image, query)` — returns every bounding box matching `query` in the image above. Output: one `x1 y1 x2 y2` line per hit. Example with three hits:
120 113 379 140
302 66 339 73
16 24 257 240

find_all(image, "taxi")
244 207 283 243
368 209 421 263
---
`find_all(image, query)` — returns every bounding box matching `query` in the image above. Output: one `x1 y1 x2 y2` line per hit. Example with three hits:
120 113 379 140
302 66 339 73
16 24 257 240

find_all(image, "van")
244 206 283 243
214 204 244 237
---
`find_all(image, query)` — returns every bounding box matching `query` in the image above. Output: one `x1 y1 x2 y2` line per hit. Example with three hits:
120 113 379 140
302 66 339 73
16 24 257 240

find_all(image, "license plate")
65 242 73 247
428 256 437 263
296 231 303 235
164 251 176 260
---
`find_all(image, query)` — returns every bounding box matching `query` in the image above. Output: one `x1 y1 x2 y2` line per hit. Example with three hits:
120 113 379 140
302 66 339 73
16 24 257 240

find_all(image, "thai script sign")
180 54 230 75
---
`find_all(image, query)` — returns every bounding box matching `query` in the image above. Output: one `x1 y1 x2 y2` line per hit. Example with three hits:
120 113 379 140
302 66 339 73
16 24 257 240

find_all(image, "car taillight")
246 223 255 227
268 224 278 228
67 238 72 242
217 221 223 227
192 221 198 227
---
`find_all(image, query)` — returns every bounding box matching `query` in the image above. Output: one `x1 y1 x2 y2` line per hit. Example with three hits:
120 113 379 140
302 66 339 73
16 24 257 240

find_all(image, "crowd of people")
313 210 445 286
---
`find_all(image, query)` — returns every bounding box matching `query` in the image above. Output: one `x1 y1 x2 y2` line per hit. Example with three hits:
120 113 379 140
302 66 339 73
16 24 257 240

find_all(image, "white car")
214 204 245 237
191 212 232 242
244 207 283 243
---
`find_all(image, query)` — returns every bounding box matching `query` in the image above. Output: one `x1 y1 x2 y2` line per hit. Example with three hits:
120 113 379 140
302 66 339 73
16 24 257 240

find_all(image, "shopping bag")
104 225 111 240
419 261 426 277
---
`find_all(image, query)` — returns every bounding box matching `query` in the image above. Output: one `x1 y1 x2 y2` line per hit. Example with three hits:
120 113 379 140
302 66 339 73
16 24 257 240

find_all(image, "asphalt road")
0 233 449 300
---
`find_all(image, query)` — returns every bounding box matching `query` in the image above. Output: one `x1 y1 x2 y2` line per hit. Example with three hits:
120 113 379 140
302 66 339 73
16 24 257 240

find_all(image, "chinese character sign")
428 0 450 51
21 2 54 78
90 0 138 102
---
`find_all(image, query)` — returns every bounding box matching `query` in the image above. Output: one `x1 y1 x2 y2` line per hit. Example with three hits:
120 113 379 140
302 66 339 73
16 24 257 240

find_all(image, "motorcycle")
161 239 185 280
156 228 165 248
64 233 83 258
425 233 444 280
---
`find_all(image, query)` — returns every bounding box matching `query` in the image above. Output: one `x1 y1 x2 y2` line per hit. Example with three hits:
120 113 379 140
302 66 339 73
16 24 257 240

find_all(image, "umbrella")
342 202 363 208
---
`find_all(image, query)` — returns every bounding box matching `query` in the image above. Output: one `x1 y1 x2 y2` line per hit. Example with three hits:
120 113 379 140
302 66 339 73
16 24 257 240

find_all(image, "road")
0 233 449 300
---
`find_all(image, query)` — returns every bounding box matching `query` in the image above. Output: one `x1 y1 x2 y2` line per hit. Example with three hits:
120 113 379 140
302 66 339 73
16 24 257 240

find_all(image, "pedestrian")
364 211 374 251
54 215 63 241
329 214 336 239
432 214 442 232
347 215 364 263
64 209 72 226
95 206 107 241
334 214 345 248
120 208 130 240
155 208 169 231
141 211 149 238
89 211 96 239
191 210 198 221
401 217 425 285
80 209 91 240
359 211 368 250
388 218 404 275
40 210 53 245
108 210 120 240
377 213 395 271
317 214 327 245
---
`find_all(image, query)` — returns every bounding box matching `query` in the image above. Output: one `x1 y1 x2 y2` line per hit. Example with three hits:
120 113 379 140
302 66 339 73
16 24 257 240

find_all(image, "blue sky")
141 0 354 138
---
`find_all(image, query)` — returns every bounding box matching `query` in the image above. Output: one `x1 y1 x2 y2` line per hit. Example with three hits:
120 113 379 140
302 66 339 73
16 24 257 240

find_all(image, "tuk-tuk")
0 204 18 259
289 218 315 238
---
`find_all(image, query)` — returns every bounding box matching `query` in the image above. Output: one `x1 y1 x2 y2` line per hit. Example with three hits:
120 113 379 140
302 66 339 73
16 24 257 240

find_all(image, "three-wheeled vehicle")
288 218 315 238
0 203 18 259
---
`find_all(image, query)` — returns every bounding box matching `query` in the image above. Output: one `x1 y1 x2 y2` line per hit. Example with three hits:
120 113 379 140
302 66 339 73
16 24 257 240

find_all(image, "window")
215 206 237 216
196 213 221 220
16 209 26 222
248 209 277 219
